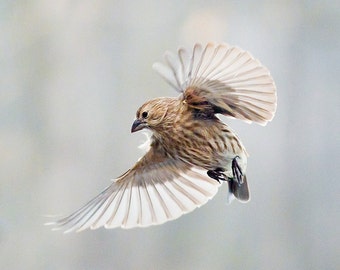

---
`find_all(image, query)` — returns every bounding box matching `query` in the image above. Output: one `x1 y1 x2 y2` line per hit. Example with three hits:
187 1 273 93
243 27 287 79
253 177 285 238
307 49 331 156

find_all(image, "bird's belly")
173 131 248 176
218 150 248 178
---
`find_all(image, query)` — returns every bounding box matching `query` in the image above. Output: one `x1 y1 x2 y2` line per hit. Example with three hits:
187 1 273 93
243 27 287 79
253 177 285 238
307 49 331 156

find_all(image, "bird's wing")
153 42 277 125
49 142 220 232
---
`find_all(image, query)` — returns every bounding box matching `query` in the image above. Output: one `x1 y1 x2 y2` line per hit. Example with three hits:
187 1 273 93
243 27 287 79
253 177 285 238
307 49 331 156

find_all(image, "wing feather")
48 142 220 232
153 42 277 125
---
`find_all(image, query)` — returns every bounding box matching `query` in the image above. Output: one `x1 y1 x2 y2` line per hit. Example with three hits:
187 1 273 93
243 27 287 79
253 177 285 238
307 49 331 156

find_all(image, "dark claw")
207 168 228 183
232 156 244 186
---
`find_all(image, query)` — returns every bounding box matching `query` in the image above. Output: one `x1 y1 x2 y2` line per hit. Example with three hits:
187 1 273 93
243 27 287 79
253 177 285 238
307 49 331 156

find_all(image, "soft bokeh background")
1 1 339 269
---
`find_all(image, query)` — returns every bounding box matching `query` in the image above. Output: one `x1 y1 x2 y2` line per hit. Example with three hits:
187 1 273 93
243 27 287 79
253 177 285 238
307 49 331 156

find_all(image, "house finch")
50 43 276 232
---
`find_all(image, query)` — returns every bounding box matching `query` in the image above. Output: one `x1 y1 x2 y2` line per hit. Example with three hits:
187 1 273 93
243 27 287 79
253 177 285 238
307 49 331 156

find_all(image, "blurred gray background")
1 0 339 269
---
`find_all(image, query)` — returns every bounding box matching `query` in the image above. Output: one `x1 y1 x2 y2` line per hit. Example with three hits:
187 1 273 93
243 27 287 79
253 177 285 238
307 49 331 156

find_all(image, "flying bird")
50 42 277 232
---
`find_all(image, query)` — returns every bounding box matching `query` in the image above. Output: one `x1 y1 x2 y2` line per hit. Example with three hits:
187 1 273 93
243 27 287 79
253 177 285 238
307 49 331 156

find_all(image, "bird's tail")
227 175 250 203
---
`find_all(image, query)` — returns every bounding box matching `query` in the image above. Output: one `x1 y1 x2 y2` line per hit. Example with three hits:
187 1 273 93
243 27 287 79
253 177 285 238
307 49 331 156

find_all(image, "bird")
49 42 277 232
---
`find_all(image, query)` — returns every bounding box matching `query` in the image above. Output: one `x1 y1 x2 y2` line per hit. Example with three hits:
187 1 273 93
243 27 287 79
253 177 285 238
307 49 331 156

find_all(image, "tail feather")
228 175 250 203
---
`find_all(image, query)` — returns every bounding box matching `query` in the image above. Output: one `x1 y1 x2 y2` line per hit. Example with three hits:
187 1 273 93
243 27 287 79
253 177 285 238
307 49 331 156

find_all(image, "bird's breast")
160 118 247 172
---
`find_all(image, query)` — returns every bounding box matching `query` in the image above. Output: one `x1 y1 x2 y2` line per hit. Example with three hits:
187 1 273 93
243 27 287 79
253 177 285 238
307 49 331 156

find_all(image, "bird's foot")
232 156 243 186
207 168 228 183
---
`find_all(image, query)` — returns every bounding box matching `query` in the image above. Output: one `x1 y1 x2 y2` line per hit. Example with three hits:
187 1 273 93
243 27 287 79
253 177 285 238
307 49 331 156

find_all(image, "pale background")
1 1 339 269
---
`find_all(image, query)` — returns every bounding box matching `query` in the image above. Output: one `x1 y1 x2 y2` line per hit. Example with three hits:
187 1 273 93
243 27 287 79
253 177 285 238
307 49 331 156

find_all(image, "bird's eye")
142 111 148 118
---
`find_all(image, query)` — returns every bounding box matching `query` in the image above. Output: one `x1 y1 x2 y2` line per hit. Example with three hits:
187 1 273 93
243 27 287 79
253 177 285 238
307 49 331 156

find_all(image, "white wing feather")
48 152 220 232
153 42 277 125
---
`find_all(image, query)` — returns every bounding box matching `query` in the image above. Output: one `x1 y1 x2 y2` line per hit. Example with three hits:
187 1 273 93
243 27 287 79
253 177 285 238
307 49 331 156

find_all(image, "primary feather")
50 141 220 232
153 42 277 125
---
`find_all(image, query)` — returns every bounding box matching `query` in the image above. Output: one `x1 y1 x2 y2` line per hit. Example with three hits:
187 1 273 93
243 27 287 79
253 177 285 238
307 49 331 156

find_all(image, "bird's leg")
207 168 228 183
232 156 244 186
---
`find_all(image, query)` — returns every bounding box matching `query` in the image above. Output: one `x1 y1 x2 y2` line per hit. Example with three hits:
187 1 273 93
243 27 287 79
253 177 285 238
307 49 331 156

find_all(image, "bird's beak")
131 119 146 133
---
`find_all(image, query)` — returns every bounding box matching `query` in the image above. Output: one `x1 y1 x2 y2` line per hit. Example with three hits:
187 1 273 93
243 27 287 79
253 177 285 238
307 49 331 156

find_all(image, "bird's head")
131 97 175 133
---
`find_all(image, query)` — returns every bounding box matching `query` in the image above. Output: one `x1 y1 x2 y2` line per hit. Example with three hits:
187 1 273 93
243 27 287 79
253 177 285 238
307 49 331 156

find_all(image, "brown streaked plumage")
48 42 277 232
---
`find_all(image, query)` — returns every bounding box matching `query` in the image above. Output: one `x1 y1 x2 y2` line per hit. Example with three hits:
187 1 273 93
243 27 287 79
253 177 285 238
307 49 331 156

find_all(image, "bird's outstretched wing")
153 42 277 125
48 141 220 232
